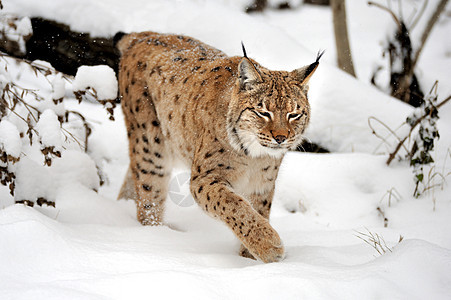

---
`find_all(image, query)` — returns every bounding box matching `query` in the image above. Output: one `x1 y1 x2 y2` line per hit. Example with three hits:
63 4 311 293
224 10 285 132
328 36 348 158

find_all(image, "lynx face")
227 58 313 158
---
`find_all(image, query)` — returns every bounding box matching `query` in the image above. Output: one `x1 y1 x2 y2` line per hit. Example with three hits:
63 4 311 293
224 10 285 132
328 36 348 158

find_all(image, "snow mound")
14 151 99 203
35 109 63 150
73 65 118 100
51 72 66 100
0 120 22 158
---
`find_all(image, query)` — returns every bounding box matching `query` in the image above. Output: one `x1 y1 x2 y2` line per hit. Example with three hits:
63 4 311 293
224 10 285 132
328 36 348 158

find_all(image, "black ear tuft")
293 50 324 86
316 49 325 63
304 50 325 78
241 41 248 58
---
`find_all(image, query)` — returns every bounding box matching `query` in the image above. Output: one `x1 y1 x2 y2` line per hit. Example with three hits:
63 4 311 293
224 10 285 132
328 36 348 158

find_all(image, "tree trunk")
393 0 449 105
331 0 356 77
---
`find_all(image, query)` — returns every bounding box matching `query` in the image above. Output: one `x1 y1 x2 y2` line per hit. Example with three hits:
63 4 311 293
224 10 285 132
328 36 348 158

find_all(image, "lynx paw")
239 245 256 260
241 222 285 263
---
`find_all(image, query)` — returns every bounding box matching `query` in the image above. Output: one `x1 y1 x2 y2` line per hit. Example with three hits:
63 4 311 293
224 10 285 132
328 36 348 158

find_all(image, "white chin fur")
247 140 287 158
239 130 287 158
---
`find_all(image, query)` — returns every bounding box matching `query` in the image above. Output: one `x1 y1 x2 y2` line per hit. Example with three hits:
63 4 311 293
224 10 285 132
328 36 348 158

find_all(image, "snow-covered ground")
1 0 451 299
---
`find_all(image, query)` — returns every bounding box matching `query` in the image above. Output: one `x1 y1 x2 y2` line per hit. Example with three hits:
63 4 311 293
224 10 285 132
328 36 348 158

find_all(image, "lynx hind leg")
117 166 137 200
121 87 170 225
127 114 171 225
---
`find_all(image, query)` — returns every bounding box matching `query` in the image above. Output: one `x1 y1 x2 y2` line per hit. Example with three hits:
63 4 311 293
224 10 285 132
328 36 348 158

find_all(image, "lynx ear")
293 50 324 86
238 57 262 90
238 43 262 90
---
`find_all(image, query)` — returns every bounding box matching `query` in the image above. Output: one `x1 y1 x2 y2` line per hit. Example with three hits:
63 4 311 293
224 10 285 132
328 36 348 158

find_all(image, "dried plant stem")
60 127 84 150
65 110 92 151
368 1 402 29
355 228 393 256
410 0 428 31
387 94 451 165
368 116 409 154
377 207 389 228
2 102 39 136
4 86 40 122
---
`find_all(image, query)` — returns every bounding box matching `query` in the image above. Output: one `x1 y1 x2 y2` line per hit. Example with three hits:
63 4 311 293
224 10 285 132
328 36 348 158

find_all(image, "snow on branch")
0 52 117 205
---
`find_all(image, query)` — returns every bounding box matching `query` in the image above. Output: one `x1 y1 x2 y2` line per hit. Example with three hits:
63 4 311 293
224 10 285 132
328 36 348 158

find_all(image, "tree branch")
368 1 402 30
411 0 449 71
387 94 451 165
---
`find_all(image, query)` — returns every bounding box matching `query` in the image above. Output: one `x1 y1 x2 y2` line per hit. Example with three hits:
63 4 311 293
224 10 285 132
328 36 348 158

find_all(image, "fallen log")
0 16 119 75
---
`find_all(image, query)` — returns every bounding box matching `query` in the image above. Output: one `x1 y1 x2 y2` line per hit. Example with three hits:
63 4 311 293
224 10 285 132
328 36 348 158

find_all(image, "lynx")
116 31 321 263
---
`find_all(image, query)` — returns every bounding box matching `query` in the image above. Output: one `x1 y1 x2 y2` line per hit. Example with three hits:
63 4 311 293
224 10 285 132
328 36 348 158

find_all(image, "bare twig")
421 150 451 194
380 187 402 207
387 94 451 165
412 0 449 72
377 207 389 227
355 228 394 256
410 0 429 31
368 116 409 154
65 110 92 151
368 1 402 30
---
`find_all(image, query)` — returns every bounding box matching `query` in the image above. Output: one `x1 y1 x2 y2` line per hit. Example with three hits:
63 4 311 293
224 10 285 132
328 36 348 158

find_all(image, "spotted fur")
116 31 320 263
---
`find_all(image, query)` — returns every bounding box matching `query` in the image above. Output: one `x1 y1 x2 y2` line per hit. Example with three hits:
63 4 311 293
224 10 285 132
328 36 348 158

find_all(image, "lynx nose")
274 135 287 144
271 129 289 144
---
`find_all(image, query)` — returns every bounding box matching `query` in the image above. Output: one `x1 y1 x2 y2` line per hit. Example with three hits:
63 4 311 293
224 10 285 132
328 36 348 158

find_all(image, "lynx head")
227 50 322 158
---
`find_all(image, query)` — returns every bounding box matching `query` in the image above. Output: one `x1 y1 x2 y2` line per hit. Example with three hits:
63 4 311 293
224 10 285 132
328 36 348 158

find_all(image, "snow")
35 109 63 150
73 65 118 100
1 0 451 299
51 72 66 101
13 157 53 202
0 120 22 158
13 150 99 204
36 95 66 118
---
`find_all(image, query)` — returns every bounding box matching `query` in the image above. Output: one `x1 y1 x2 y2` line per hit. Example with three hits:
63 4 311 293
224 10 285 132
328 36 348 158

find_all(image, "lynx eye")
252 109 272 120
287 112 302 121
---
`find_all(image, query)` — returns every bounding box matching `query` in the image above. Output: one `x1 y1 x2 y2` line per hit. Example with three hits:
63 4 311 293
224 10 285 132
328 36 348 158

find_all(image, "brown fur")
117 31 319 263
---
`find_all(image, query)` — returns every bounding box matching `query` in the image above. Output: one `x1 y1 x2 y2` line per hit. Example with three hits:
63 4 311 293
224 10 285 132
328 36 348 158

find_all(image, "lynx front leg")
240 189 276 259
249 189 275 219
191 175 284 263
